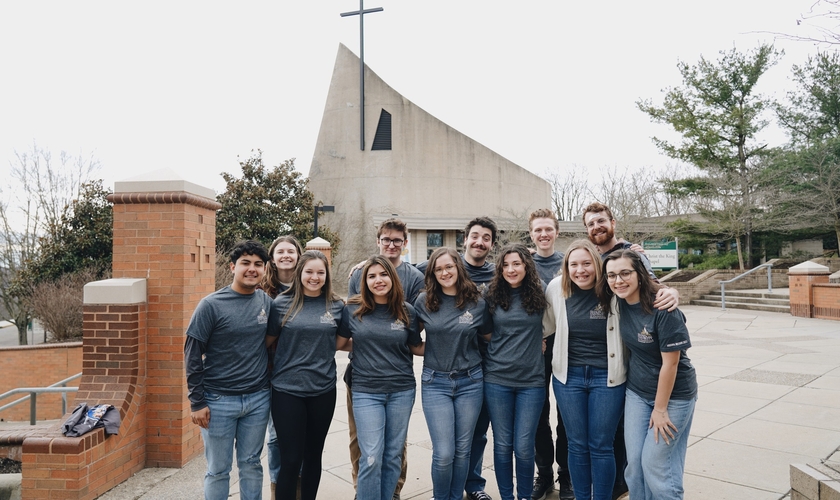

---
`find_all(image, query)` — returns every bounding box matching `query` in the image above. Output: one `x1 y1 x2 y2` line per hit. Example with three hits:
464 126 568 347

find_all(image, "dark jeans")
535 334 570 480
271 387 336 500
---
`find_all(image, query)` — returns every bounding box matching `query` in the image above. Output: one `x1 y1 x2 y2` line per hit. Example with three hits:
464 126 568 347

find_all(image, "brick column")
306 236 333 267
107 176 221 467
788 261 831 318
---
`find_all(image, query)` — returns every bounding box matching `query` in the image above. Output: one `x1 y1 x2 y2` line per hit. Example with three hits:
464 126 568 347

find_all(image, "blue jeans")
353 388 416 500
201 388 271 500
553 368 625 500
421 365 484 500
484 382 545 500
624 389 696 500
266 418 280 484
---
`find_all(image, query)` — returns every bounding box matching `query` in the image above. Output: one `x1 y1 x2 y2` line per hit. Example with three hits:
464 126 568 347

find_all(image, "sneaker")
466 491 493 500
531 475 554 500
558 476 575 500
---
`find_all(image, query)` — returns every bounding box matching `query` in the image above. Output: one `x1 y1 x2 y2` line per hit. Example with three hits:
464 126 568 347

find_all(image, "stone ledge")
791 463 840 500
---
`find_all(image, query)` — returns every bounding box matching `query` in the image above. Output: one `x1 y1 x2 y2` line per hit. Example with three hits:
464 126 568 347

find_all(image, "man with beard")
581 202 678 500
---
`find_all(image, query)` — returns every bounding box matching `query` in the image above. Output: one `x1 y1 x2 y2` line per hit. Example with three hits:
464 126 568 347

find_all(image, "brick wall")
0 343 82 421
813 283 840 320
21 302 146 500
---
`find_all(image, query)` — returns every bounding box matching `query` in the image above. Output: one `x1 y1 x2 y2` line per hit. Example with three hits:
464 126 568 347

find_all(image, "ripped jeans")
352 388 416 500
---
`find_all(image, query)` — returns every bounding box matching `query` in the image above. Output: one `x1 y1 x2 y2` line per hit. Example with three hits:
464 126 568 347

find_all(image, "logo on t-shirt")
391 319 405 330
257 308 268 324
590 304 606 320
637 326 654 344
320 311 336 326
459 310 474 324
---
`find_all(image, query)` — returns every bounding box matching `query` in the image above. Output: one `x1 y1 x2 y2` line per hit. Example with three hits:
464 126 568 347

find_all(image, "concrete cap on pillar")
84 278 147 304
787 261 831 275
114 168 215 200
306 237 332 249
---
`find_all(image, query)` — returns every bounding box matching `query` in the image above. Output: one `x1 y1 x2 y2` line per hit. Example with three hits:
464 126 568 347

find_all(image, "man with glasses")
347 217 423 500
581 202 678 500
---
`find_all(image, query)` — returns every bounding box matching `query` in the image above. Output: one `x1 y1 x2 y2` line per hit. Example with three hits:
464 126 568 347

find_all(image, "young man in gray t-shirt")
185 240 280 500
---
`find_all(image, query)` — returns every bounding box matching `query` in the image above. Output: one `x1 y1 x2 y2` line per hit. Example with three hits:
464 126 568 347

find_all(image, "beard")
589 226 614 246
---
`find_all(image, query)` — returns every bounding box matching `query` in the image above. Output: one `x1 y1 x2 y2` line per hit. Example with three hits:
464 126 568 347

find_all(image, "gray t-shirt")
349 260 425 303
533 251 564 286
618 301 697 401
185 286 279 396
413 292 492 373
271 294 345 397
565 287 608 369
338 302 422 394
485 288 545 388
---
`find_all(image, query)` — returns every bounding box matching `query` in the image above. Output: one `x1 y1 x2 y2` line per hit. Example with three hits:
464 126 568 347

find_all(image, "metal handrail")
0 372 82 425
719 263 774 311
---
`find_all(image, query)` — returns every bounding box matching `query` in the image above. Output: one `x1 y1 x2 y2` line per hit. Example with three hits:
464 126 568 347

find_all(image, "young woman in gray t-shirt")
484 243 550 500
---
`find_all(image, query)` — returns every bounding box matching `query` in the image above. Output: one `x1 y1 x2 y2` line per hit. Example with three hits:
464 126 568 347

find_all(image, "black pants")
535 333 570 480
271 387 337 500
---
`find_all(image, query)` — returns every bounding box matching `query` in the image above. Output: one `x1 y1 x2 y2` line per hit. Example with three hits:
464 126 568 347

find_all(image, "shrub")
25 268 105 342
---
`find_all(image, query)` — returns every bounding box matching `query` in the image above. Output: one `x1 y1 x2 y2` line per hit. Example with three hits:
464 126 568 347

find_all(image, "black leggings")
271 387 337 500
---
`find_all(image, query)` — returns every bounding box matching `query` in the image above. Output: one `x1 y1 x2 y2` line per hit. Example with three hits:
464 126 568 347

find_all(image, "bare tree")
0 144 97 344
760 0 840 47
544 167 590 221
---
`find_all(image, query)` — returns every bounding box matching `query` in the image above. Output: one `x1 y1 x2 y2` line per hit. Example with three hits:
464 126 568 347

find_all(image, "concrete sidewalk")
93 303 840 499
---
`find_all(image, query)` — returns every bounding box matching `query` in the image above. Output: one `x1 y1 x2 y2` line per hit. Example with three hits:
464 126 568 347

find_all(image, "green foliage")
776 52 840 144
690 252 741 270
678 253 705 268
19 180 113 289
215 151 339 253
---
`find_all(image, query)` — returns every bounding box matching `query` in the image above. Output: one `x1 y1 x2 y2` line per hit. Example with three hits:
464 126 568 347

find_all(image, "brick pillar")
107 176 221 467
306 236 333 267
788 261 830 318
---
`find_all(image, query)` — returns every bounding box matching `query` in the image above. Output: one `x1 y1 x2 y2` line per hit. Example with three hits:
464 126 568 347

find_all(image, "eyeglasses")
433 264 456 275
606 270 635 282
379 238 404 247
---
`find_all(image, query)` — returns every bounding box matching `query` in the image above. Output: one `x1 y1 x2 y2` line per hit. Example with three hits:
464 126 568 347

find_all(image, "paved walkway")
42 303 840 498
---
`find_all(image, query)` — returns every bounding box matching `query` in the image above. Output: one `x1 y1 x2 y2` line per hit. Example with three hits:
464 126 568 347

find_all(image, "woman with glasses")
266 250 344 500
545 239 626 500
598 250 696 500
414 247 491 500
484 243 551 500
337 255 424 500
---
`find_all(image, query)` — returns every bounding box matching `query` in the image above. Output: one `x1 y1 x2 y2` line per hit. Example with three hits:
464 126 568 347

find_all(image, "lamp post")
314 205 335 239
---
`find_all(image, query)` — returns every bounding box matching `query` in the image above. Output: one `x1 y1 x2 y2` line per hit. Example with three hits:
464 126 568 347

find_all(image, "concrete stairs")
690 289 791 313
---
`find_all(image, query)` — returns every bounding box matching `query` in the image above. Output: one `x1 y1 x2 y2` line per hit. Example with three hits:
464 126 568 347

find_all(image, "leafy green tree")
637 44 782 269
776 52 840 144
215 151 339 253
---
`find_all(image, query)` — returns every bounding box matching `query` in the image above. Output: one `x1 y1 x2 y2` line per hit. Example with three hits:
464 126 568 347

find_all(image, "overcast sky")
0 1 832 196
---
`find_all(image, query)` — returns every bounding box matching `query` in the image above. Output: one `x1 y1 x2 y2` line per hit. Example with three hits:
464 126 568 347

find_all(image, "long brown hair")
424 247 480 312
347 255 409 325
486 243 547 315
262 235 303 298
597 250 661 314
561 239 603 298
282 250 342 326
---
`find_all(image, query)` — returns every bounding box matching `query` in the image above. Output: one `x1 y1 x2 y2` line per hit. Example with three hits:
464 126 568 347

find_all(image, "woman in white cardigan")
544 239 626 500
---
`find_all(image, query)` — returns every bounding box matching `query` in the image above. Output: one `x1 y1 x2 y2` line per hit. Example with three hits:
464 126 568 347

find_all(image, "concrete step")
698 295 791 306
690 299 791 313
714 291 790 300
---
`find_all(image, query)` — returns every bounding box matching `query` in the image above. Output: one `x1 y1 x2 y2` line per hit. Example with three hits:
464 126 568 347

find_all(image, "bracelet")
654 408 668 415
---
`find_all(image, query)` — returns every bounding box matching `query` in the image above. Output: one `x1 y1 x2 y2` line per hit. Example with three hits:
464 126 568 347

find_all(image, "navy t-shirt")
618 301 697 400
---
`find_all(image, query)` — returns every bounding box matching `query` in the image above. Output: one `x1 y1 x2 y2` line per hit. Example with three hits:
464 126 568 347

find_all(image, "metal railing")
0 373 82 425
719 263 774 311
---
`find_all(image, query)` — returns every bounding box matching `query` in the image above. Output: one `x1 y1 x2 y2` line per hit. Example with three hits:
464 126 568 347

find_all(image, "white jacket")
544 276 627 387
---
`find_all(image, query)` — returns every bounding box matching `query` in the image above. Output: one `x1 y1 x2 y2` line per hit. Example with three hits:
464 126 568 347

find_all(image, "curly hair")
486 243 547 315
597 249 661 315
423 247 480 312
261 235 303 298
582 202 614 226
347 255 410 325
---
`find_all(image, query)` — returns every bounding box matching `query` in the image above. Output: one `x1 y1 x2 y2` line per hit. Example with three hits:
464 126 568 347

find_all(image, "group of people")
184 202 697 500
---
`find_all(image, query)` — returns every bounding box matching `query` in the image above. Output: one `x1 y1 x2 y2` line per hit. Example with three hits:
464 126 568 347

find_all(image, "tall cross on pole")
340 0 383 151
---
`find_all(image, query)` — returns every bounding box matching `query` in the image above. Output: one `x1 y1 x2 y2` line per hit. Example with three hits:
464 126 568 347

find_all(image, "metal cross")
340 0 383 151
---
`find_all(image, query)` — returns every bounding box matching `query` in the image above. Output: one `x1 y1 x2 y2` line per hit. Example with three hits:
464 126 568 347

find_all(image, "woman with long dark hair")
546 239 626 500
266 250 344 500
337 255 423 500
484 243 550 500
414 247 491 500
598 250 696 500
